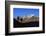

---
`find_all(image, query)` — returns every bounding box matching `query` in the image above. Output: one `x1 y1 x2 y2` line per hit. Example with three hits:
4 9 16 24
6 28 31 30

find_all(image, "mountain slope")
14 16 39 23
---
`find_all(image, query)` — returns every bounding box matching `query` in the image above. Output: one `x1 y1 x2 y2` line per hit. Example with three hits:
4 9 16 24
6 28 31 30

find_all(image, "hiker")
20 18 23 22
17 16 19 20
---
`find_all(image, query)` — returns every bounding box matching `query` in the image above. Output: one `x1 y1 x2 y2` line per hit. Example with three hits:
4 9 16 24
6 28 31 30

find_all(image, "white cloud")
31 14 34 17
27 14 35 17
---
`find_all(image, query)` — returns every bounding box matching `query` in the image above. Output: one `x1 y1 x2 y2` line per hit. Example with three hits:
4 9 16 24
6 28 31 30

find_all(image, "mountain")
14 15 39 23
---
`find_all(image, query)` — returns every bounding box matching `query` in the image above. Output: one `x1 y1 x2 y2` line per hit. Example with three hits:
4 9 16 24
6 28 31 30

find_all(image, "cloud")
27 14 35 17
31 14 34 17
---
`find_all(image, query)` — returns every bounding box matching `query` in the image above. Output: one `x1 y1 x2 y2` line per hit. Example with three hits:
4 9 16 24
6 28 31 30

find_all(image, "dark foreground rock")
13 18 39 28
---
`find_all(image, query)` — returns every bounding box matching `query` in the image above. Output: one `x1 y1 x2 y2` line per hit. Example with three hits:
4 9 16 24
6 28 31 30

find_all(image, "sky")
13 8 39 17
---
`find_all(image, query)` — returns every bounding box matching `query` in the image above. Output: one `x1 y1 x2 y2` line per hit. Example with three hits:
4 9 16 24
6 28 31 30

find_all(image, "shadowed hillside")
13 17 39 28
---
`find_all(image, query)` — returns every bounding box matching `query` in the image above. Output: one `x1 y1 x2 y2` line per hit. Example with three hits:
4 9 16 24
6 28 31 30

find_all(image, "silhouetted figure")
20 18 23 22
17 16 19 20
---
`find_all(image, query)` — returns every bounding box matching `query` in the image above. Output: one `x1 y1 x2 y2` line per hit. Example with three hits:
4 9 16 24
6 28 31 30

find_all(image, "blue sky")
13 8 39 17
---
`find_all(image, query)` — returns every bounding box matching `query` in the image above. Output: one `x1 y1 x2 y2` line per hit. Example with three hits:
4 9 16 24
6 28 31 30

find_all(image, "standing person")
20 18 23 22
17 16 19 20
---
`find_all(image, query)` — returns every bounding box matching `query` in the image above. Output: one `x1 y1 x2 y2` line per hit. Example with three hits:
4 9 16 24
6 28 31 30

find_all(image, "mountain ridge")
14 16 39 23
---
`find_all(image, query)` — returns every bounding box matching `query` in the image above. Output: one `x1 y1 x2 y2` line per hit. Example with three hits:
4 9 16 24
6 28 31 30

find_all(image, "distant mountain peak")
14 14 35 19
